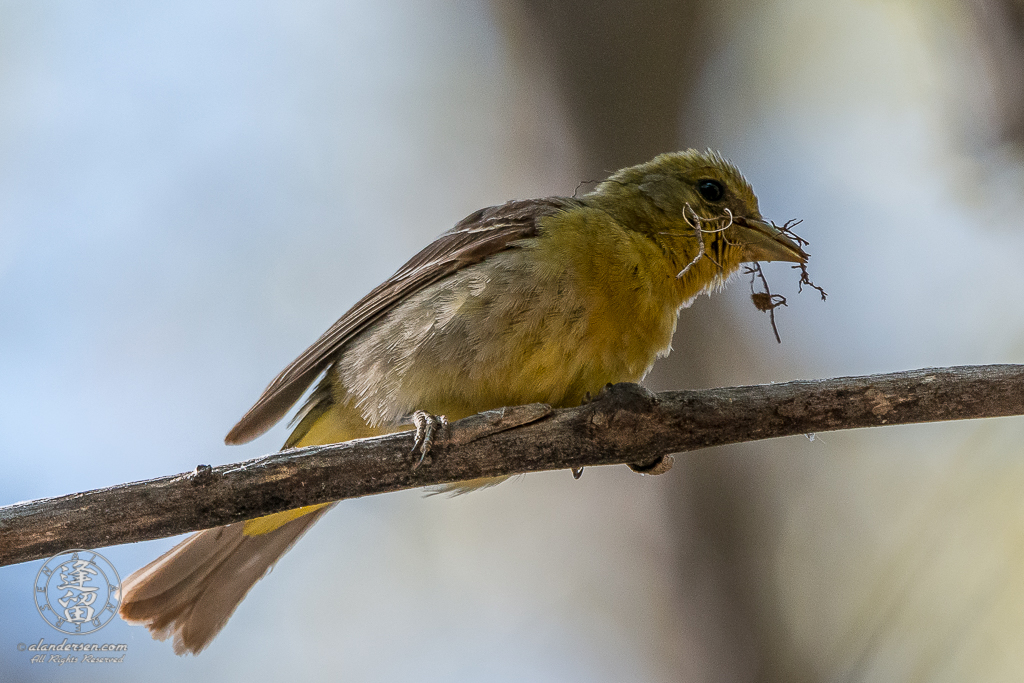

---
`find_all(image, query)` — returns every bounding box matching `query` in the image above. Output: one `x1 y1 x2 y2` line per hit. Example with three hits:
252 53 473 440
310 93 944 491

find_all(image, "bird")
117 149 808 654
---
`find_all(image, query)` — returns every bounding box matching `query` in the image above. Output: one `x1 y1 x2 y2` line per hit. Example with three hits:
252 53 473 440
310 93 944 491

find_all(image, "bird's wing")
225 196 579 444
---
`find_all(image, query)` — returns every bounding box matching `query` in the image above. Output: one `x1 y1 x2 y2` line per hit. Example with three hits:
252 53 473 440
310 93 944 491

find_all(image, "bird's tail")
119 377 351 654
118 503 333 654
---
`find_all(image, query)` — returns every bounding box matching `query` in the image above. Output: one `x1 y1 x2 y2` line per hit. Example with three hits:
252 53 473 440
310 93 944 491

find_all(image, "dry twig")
2 365 1024 567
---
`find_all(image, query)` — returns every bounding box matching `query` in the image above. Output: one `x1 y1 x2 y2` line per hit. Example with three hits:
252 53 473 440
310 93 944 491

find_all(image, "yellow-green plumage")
329 153 781 430
118 149 808 655
338 207 722 426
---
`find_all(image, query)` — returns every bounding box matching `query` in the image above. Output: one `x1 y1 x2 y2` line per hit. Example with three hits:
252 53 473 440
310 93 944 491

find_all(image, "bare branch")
3 364 1024 567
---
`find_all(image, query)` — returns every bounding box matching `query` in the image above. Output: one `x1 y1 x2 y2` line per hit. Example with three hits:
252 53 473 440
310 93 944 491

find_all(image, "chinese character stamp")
34 550 121 634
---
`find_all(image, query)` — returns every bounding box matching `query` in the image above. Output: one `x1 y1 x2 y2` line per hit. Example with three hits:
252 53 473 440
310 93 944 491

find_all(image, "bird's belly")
337 249 681 426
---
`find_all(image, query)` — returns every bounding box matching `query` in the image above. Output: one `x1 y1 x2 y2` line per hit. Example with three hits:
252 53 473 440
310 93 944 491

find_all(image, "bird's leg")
410 410 449 470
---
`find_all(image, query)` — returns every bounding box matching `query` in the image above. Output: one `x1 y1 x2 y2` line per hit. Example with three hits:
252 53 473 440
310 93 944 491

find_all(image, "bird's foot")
410 410 449 470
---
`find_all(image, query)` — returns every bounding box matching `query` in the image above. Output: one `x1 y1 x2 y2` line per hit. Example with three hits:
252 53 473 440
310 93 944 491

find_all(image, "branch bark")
3 364 1024 567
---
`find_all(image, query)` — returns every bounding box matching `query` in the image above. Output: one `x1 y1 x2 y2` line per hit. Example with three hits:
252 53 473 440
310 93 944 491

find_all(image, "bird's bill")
733 216 809 263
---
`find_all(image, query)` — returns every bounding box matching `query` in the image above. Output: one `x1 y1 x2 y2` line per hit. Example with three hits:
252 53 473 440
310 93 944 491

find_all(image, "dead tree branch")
3 364 1024 567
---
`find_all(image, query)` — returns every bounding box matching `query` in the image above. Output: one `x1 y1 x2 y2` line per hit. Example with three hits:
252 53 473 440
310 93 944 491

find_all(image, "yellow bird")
118 149 808 654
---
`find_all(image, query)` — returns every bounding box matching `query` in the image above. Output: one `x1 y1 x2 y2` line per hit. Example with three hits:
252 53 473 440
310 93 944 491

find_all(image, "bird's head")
587 149 808 268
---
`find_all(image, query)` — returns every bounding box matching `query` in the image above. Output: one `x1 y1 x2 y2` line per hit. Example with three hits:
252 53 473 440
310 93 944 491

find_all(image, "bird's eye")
697 179 724 202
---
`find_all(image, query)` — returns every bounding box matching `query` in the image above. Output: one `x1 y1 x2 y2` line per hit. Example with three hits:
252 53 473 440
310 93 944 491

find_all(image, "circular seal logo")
34 550 121 634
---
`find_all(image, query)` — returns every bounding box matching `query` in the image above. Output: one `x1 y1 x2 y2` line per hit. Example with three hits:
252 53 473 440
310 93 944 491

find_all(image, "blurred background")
2 0 1024 680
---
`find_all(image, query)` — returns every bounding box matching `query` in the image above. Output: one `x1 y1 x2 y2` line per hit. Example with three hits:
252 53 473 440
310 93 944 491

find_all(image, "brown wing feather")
224 196 579 444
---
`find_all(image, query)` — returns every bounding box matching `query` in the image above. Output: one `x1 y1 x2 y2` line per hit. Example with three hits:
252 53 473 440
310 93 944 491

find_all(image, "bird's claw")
410 410 448 470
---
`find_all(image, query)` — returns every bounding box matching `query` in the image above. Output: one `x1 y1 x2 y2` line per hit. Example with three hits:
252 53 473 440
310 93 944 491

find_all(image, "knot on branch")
584 383 660 427
177 464 215 486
